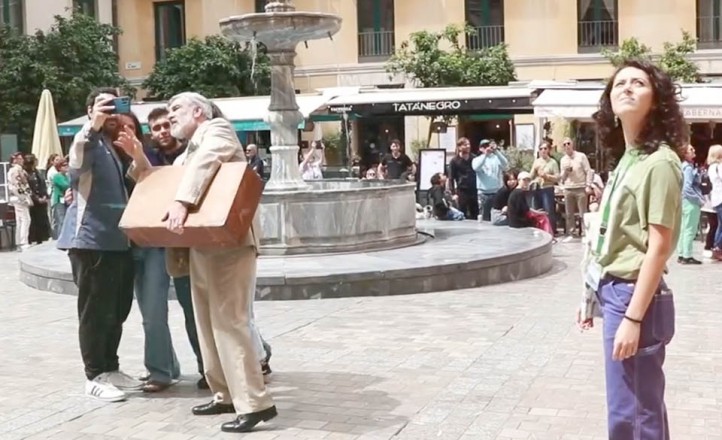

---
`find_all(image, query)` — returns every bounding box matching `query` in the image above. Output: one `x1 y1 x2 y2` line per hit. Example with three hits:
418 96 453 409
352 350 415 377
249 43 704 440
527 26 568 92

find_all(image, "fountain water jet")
219 0 418 255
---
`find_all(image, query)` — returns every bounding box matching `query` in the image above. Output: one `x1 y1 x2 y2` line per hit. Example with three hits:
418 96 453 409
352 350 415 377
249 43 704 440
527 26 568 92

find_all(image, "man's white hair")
169 92 213 119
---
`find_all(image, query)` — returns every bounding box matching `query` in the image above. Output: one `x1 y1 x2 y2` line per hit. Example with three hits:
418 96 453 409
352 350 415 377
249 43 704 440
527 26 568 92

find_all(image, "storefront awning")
533 86 722 121
326 86 533 116
58 94 331 136
532 89 602 119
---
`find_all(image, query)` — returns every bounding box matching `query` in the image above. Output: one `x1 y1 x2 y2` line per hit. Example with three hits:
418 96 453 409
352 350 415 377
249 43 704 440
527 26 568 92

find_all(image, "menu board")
417 148 447 191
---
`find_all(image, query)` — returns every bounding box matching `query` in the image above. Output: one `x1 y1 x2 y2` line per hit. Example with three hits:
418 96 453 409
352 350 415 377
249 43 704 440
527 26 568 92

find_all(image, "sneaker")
703 250 713 259
85 374 127 402
106 370 144 391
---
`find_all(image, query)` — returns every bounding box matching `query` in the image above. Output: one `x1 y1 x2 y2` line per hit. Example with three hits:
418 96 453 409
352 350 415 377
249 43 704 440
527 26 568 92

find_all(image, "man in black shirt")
448 137 479 219
379 139 412 179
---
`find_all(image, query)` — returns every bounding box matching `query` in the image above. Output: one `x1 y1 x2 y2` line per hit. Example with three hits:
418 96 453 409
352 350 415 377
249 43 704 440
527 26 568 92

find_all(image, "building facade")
113 0 722 90
2 0 113 34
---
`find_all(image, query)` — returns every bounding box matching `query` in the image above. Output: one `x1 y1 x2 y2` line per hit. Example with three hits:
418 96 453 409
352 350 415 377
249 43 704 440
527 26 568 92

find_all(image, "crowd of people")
7 152 60 249
1 56 708 438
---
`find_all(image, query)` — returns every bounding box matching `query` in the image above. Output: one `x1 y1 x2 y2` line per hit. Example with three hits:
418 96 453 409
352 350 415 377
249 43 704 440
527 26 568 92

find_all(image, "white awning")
327 86 532 106
532 89 602 119
58 94 330 135
679 87 722 120
533 86 722 121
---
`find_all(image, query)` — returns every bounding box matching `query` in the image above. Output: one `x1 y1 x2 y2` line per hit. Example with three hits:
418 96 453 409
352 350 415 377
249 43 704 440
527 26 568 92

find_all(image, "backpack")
701 168 712 196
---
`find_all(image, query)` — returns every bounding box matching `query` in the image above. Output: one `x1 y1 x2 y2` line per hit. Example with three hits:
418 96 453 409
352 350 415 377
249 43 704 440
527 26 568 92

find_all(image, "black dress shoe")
197 376 209 390
220 406 278 433
192 400 235 416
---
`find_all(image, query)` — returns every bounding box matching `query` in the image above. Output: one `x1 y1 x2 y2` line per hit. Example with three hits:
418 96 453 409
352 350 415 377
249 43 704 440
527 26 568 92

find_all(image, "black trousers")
705 211 718 250
69 249 134 380
457 189 479 220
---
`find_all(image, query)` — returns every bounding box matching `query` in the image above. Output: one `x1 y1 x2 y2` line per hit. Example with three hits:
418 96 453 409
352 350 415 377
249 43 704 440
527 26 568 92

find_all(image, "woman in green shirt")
582 59 686 438
51 160 70 240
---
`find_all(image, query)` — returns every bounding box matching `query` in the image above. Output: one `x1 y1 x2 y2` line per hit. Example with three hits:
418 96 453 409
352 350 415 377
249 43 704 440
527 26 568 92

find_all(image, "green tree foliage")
143 36 271 100
386 24 516 88
0 11 131 148
602 32 702 83
385 24 517 145
659 31 702 83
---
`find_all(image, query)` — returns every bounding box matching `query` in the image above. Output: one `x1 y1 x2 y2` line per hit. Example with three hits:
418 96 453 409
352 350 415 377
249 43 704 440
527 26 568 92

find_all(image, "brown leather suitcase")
119 162 262 248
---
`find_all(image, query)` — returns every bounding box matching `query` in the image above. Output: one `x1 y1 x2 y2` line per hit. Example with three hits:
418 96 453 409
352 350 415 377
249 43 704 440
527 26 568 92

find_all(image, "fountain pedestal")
220 0 419 255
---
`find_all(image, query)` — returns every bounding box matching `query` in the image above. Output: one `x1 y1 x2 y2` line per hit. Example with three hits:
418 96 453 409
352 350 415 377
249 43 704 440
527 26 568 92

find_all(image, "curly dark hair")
593 59 688 165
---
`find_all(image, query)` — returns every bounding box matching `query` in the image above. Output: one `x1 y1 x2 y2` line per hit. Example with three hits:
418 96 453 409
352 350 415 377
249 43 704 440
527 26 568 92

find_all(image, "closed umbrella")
30 89 63 170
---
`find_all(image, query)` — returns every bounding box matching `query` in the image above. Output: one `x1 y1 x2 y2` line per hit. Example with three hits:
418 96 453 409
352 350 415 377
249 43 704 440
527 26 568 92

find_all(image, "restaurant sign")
392 100 462 113
683 107 722 120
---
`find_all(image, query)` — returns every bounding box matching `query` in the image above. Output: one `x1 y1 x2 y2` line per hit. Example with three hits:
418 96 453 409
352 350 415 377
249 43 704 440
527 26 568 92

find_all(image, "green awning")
58 119 306 137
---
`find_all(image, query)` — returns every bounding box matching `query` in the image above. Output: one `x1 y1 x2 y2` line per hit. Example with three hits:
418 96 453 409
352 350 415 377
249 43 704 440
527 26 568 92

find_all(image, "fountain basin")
219 12 342 45
258 179 418 255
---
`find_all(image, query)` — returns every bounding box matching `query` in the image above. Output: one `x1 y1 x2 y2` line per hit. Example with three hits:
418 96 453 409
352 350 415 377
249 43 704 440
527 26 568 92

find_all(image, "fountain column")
263 47 309 191
260 0 310 191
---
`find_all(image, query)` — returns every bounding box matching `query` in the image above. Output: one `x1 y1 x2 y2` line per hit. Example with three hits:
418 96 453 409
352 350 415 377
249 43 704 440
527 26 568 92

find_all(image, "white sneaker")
703 250 713 259
106 370 144 391
85 374 127 402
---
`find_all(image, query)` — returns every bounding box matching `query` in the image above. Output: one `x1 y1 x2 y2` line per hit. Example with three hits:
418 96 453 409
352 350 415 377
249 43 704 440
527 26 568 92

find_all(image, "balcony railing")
577 20 618 52
358 30 395 62
466 25 505 50
698 16 722 49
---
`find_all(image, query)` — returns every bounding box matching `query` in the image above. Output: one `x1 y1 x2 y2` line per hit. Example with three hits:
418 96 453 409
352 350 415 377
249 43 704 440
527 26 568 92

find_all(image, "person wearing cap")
507 171 553 234
506 171 535 228
472 140 509 221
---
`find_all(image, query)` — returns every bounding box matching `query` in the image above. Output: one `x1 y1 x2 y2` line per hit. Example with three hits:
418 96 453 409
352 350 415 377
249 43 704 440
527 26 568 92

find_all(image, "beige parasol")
31 89 63 170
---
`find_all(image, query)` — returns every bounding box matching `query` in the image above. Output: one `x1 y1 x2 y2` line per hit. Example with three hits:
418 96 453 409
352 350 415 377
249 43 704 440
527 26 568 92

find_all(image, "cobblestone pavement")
1 242 721 440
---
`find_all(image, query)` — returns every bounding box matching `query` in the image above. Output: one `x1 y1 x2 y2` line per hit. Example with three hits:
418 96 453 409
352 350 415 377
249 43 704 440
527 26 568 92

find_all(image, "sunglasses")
151 121 171 132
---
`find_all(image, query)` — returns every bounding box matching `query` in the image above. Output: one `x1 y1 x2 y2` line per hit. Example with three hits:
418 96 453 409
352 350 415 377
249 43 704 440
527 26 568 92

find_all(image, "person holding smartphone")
57 87 141 402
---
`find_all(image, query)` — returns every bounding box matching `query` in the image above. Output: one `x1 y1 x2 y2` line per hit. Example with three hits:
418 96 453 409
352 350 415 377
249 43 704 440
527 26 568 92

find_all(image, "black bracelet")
624 315 643 324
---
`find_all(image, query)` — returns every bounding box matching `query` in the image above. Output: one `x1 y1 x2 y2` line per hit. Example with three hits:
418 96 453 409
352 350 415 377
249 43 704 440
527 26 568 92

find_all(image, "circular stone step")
19 220 553 300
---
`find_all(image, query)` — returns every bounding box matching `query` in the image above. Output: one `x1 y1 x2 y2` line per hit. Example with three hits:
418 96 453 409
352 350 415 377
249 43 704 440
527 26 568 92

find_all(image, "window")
577 0 618 52
698 0 722 48
73 0 96 17
255 0 266 13
154 1 185 61
357 0 395 62
0 0 23 33
465 0 504 50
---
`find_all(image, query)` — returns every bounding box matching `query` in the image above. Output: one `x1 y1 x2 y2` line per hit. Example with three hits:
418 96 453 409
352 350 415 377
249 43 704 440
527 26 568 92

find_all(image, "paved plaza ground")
1 241 721 440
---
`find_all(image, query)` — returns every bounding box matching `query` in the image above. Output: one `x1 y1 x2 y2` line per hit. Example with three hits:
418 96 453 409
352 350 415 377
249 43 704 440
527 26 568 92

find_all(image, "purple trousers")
597 278 676 440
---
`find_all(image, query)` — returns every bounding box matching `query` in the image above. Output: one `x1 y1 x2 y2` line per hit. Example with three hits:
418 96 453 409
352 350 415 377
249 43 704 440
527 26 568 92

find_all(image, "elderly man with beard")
116 92 275 433
57 87 141 402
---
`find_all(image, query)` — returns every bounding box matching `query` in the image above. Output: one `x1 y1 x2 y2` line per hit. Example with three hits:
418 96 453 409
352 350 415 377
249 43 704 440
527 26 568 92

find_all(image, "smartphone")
111 96 131 114
315 143 324 149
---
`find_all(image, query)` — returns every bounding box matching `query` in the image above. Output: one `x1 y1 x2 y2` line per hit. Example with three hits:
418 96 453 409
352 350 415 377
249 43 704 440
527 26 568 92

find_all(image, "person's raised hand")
90 97 115 132
113 125 143 159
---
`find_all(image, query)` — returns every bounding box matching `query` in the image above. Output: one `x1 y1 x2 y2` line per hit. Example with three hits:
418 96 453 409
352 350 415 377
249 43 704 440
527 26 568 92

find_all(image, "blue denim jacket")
681 161 705 207
57 123 130 251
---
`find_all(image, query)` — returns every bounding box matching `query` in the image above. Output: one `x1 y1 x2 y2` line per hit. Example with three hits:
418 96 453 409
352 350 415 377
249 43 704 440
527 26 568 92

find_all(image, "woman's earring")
614 115 619 127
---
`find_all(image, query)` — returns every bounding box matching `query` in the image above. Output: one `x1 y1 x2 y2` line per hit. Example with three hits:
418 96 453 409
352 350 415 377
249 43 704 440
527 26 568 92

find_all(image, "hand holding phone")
111 96 131 114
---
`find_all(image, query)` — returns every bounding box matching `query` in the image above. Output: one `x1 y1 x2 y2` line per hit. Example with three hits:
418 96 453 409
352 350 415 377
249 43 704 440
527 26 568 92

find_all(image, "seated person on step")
428 173 464 221
491 170 518 226
507 172 553 234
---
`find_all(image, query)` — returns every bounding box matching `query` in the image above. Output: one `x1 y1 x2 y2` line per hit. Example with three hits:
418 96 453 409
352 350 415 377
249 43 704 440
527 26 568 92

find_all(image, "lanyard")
595 151 639 255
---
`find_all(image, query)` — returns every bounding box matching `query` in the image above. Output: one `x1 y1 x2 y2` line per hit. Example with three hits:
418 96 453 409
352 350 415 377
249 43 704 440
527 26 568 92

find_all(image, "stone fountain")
219 0 418 255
